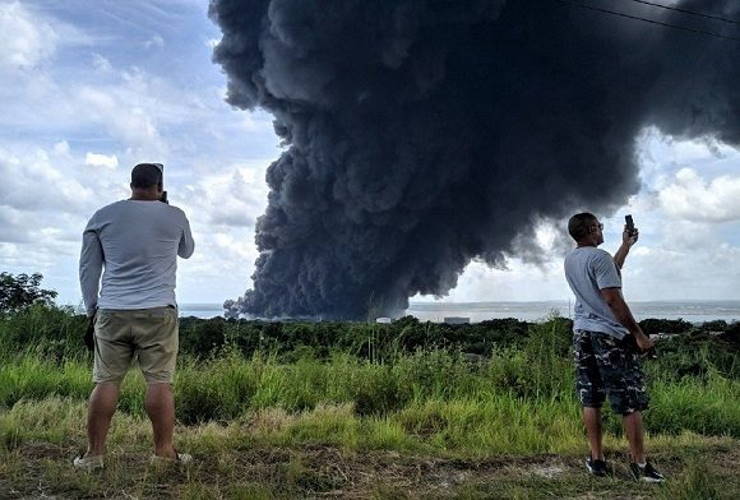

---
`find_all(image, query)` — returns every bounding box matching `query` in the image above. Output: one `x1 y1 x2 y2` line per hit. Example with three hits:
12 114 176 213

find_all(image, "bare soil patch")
1 442 738 499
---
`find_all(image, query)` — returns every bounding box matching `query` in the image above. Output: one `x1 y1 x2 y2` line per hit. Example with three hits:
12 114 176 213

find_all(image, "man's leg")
137 307 182 459
624 409 664 481
594 334 652 468
583 407 604 461
86 382 120 456
88 309 133 458
574 331 606 462
623 411 646 464
145 382 177 458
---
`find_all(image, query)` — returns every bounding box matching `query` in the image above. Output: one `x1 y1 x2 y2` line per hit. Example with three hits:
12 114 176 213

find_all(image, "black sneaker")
629 461 665 482
585 457 608 477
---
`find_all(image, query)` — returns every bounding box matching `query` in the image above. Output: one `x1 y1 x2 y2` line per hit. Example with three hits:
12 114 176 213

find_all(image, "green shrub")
179 317 227 357
639 318 693 336
700 319 728 332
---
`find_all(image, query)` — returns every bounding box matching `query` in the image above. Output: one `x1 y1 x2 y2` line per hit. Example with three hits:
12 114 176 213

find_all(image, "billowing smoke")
210 0 740 319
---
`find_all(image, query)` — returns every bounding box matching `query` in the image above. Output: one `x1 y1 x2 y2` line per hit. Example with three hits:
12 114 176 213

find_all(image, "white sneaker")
73 454 104 471
150 452 193 465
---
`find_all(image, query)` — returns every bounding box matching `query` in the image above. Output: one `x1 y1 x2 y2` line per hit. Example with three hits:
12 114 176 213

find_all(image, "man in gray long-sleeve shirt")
76 163 194 470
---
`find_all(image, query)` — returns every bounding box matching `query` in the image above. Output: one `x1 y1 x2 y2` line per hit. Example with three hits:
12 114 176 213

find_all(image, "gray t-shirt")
564 246 628 339
79 200 195 315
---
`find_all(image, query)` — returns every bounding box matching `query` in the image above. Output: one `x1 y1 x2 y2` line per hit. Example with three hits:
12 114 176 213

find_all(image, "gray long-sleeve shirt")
79 199 195 316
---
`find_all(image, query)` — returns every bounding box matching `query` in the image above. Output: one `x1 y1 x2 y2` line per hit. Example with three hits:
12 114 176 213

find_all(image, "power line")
557 0 740 42
626 0 740 26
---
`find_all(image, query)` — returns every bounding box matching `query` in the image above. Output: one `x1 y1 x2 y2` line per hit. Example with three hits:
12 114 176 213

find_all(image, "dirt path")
1 441 738 498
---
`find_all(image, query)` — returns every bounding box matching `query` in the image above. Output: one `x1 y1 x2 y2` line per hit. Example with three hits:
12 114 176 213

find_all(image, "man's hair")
131 163 163 189
568 212 597 241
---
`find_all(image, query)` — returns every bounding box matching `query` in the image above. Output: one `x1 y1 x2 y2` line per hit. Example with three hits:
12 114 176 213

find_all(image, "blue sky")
1 0 739 310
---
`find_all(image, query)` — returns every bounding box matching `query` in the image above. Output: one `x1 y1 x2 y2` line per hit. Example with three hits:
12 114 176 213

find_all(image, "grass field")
1 308 739 498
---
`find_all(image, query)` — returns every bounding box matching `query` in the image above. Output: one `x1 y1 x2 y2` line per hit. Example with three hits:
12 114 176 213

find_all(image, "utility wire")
557 0 740 42
626 0 740 26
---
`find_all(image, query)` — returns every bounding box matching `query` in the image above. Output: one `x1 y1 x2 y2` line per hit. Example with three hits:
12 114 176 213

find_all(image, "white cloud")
77 80 168 156
0 210 32 244
91 53 113 72
634 127 740 193
53 140 70 156
171 162 271 303
85 152 119 169
179 162 270 229
0 147 94 214
0 1 58 69
621 241 740 301
0 3 281 305
416 258 570 303
0 1 92 72
659 168 740 223
0 141 133 307
0 141 130 259
144 34 165 49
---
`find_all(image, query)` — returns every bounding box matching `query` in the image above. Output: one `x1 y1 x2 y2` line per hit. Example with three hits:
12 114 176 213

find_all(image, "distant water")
178 303 225 319
407 301 740 324
179 301 740 324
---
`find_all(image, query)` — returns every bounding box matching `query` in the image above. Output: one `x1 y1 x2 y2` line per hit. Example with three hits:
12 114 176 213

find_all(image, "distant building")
444 316 470 325
375 317 392 324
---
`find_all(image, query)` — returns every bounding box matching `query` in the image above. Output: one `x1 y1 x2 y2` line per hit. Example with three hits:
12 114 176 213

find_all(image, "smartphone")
625 214 635 236
152 163 168 204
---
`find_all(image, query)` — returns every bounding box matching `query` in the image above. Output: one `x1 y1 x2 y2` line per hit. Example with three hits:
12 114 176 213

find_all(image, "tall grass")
0 304 87 360
2 307 739 499
2 318 738 453
658 458 723 500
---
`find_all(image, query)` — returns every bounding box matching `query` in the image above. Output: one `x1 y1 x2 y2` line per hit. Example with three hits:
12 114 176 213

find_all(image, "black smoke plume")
210 0 740 319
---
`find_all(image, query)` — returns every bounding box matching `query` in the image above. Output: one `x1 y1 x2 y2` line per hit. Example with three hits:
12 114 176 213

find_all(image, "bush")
721 322 740 347
207 316 535 361
179 317 227 357
700 320 728 332
639 318 693 336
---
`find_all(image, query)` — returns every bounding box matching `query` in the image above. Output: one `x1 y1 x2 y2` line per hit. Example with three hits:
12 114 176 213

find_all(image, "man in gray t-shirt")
74 163 194 470
564 212 663 482
565 246 629 339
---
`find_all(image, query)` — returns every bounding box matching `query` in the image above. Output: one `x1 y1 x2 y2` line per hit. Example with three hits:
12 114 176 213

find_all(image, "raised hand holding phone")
152 162 169 204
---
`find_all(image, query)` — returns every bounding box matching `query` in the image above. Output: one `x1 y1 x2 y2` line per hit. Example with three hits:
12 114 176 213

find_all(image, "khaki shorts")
93 306 179 384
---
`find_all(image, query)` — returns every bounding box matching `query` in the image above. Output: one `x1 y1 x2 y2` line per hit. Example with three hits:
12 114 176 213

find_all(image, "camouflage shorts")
573 330 648 415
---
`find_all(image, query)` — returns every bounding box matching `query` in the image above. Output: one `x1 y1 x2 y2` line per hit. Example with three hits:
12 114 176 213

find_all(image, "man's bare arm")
600 287 654 351
613 244 629 270
613 225 638 270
